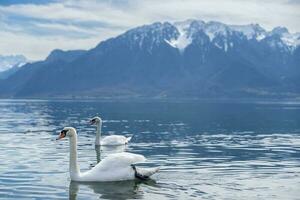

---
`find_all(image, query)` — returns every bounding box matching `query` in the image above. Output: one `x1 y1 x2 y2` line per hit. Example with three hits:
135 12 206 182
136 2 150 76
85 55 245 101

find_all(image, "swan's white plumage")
101 135 132 146
94 152 146 171
60 127 159 182
78 152 147 182
91 116 132 146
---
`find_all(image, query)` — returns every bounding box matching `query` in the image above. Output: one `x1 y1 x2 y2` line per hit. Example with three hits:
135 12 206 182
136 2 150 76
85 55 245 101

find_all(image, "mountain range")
0 19 299 99
0 55 28 79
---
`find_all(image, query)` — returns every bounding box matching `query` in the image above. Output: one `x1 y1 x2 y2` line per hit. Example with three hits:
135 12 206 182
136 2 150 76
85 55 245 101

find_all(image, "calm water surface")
0 99 300 199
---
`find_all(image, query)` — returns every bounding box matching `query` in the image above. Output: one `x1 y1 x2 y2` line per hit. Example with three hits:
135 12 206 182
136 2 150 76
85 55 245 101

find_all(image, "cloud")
132 0 300 31
0 0 299 60
0 30 109 60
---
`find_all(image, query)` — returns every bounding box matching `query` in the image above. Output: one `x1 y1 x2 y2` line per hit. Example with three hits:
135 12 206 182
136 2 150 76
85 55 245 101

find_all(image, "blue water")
0 99 299 199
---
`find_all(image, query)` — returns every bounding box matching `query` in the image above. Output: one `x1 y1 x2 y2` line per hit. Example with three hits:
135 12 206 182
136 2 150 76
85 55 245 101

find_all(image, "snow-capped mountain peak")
0 54 28 72
269 27 300 48
204 21 229 41
169 20 299 52
115 19 299 54
271 27 289 36
229 23 266 40
166 20 197 52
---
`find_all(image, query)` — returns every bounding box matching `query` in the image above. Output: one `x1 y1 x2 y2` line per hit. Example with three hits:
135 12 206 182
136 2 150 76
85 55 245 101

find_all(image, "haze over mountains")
0 19 299 99
0 55 28 80
0 54 27 72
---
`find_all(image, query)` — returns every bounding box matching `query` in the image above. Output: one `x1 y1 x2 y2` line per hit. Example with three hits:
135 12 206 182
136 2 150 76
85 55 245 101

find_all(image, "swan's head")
89 116 102 125
56 127 76 140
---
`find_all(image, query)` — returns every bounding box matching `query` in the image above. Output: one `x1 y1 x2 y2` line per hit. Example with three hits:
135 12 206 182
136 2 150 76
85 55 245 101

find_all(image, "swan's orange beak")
56 131 66 140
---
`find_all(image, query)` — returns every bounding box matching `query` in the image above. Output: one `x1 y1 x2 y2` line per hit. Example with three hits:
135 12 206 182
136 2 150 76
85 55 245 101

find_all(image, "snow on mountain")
0 55 28 72
281 33 300 47
270 27 300 48
203 21 229 41
163 20 300 52
229 23 266 40
165 20 192 52
121 22 178 51
116 20 299 54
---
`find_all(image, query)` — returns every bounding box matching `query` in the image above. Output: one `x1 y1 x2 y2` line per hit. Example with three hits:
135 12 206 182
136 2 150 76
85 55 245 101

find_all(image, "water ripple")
0 100 300 199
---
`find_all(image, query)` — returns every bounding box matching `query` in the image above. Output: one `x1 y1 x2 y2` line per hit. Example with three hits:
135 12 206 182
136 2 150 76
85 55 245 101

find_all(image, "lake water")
0 99 299 200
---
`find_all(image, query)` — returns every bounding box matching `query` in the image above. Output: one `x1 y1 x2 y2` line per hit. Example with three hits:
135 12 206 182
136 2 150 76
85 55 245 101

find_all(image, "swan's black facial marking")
90 118 96 125
56 129 68 140
61 129 68 135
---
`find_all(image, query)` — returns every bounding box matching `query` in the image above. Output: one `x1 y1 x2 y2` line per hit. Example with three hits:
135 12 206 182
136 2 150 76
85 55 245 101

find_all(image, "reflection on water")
0 99 300 199
69 179 156 200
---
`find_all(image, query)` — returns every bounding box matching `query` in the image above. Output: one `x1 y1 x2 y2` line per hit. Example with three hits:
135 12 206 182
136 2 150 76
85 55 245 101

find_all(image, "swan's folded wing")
94 152 146 171
101 135 128 145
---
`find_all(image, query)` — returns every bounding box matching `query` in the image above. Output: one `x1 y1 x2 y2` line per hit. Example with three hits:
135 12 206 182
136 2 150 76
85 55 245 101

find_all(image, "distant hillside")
0 66 20 80
0 54 28 80
0 20 299 99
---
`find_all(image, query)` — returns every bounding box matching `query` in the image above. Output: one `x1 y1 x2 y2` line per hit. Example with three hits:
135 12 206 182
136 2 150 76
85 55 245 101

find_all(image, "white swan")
90 116 132 146
56 127 159 182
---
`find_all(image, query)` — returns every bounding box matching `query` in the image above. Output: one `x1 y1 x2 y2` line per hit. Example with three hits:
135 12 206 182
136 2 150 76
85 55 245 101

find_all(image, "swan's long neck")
95 121 102 145
95 145 101 163
69 133 81 180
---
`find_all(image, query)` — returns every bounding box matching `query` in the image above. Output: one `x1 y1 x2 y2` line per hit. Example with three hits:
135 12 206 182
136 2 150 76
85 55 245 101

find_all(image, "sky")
0 0 299 60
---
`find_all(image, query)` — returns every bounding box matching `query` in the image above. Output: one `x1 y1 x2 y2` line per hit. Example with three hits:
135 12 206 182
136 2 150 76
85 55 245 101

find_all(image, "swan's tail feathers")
139 167 160 177
131 165 160 180
126 136 132 144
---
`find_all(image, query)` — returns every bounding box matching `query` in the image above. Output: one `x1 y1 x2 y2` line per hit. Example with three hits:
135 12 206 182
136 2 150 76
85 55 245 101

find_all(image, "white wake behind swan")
56 127 159 182
90 116 132 146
